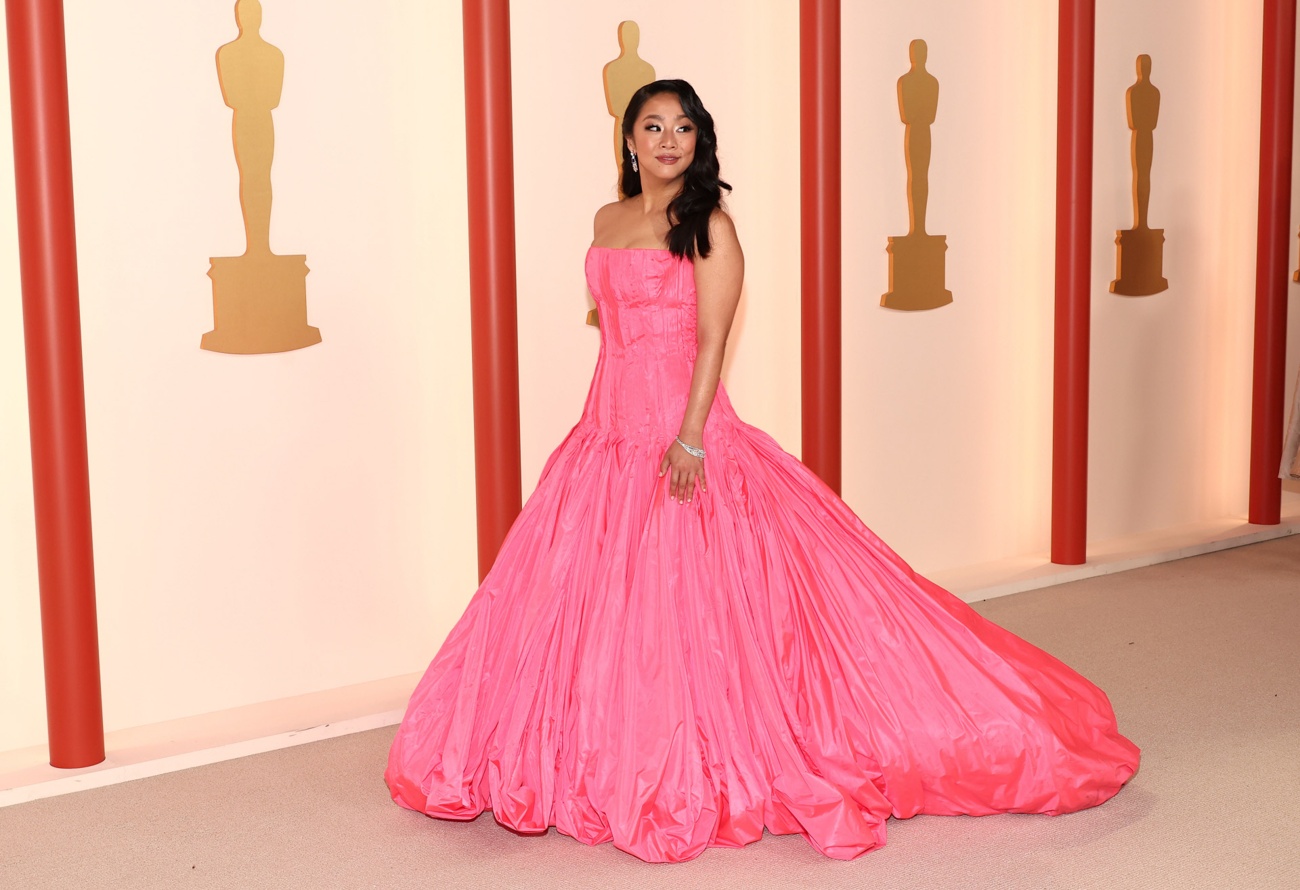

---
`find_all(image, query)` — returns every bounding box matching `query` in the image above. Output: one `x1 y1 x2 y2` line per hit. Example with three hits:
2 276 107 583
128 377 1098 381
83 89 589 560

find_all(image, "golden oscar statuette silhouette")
604 21 655 188
882 40 952 311
587 20 656 328
201 0 321 354
1111 54 1168 297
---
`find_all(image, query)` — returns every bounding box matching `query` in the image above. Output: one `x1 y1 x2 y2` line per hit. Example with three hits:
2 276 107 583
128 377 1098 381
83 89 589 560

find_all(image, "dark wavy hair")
620 79 731 259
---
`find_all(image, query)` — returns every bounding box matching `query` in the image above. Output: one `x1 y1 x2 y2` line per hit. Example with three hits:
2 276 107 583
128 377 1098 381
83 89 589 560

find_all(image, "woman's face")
626 92 697 187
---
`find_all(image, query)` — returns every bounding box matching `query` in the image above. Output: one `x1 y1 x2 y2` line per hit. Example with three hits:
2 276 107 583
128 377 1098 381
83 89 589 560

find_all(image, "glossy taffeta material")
386 247 1139 863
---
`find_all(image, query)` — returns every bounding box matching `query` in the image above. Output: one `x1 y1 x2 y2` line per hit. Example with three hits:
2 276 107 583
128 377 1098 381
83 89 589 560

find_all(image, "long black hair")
620 79 731 260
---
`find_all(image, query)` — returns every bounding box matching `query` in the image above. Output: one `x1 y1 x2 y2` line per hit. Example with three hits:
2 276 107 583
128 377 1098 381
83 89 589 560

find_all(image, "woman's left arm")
660 211 744 503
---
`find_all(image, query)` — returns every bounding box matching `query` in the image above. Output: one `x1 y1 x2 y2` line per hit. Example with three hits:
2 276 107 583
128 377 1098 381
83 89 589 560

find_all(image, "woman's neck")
638 182 682 216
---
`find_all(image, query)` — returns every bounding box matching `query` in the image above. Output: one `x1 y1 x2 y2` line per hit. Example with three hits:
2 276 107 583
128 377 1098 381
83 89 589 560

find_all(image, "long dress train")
385 247 1139 863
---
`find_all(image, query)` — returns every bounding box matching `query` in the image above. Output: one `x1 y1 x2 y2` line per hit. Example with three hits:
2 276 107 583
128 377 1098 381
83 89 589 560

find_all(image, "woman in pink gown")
386 79 1139 863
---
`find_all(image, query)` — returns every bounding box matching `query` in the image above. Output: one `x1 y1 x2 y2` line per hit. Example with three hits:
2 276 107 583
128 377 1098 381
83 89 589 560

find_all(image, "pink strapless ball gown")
385 247 1139 863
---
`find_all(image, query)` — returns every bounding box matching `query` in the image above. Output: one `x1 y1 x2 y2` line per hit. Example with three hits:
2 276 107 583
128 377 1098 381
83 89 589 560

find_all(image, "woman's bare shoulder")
705 208 742 260
593 198 636 226
593 197 646 246
594 199 625 222
708 209 738 243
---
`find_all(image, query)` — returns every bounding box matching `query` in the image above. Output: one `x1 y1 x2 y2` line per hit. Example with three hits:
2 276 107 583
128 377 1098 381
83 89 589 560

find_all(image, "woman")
386 79 1139 863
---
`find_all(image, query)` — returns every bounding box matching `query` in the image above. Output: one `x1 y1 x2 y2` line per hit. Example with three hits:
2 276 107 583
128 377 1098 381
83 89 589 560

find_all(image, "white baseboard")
5 496 1299 808
0 672 420 808
933 495 1300 602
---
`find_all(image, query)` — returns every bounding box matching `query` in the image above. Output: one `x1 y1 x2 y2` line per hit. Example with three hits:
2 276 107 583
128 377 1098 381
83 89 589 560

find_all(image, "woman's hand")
660 439 707 504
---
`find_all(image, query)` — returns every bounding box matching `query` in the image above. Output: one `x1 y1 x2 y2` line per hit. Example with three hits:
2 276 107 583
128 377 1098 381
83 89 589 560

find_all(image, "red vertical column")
1051 0 1095 565
800 0 842 494
5 0 104 768
1249 0 1297 525
462 0 522 579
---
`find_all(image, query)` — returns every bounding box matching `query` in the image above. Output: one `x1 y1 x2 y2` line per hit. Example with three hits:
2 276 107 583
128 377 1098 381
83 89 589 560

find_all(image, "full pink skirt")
386 412 1139 862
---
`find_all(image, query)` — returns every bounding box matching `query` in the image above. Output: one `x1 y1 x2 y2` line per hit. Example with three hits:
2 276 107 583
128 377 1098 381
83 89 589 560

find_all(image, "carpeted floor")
3 535 1298 890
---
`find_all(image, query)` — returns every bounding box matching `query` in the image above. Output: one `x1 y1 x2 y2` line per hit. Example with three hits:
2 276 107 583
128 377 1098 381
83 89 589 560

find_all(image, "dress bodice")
584 247 698 362
582 247 731 440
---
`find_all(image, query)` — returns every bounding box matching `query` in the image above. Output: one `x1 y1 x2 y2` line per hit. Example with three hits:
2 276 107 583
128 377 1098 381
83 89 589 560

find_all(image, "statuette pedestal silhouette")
884 235 952 310
1111 228 1167 296
202 0 320 354
202 254 318 353
882 39 951 311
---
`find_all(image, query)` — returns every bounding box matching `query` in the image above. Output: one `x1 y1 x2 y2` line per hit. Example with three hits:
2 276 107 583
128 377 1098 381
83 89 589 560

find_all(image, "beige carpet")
3 536 1298 890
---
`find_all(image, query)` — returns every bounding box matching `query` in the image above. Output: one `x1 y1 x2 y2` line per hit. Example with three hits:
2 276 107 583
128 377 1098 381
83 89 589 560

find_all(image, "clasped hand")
659 440 707 504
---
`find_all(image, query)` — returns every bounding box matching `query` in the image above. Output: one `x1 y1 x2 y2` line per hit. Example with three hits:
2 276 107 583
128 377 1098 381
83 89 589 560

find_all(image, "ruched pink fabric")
386 247 1140 863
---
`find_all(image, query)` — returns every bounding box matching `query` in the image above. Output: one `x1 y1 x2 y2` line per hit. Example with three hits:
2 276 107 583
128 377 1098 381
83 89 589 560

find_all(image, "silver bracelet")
675 436 705 460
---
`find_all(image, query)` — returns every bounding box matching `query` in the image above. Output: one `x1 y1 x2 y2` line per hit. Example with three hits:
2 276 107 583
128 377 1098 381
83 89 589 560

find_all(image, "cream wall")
841 1 1059 572
1088 0 1264 543
0 1 478 752
1283 8 1300 494
0 41 42 752
2 2 1299 756
842 0 1294 574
